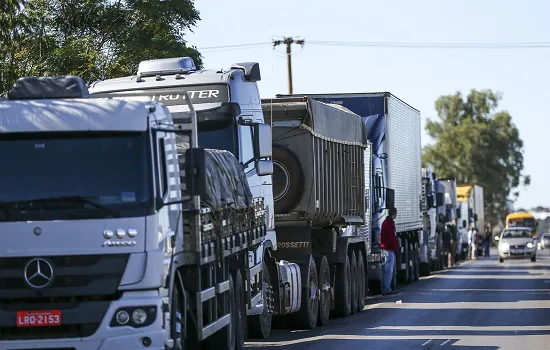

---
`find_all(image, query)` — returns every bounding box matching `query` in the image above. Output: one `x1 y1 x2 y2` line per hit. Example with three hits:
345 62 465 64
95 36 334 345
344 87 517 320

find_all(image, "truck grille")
0 323 99 340
0 254 129 299
0 254 129 340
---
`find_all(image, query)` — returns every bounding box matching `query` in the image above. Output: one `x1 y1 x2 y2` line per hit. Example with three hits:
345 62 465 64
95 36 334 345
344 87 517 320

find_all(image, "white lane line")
440 339 451 346
422 339 432 346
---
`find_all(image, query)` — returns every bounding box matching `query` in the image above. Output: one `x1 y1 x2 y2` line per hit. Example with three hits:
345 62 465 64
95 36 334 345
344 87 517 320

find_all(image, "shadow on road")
246 252 550 349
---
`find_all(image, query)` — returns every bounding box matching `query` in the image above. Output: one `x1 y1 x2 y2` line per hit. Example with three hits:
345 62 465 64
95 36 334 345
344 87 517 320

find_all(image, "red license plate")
16 310 62 327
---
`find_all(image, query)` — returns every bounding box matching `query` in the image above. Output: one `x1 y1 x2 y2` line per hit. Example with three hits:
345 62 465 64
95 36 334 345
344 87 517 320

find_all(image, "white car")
496 227 537 263
538 233 550 249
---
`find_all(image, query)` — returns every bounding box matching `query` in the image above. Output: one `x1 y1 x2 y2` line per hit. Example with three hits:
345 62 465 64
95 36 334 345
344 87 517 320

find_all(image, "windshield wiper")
0 195 120 218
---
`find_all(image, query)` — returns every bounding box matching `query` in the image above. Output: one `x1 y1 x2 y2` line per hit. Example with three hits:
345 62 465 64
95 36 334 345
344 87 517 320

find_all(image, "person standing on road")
468 225 476 259
483 227 492 258
380 207 399 296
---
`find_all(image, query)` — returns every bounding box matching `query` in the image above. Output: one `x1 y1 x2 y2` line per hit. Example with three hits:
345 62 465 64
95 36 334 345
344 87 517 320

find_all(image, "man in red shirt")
380 207 399 295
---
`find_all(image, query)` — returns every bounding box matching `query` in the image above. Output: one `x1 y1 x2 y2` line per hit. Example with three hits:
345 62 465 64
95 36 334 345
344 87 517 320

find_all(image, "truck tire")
333 255 352 317
356 250 366 312
315 256 331 327
272 145 305 214
349 251 359 314
234 271 246 350
203 274 235 349
248 261 272 339
291 256 319 329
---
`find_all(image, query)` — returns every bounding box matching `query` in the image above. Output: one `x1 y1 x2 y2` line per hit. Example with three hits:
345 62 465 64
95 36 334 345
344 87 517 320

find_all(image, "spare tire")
272 145 305 214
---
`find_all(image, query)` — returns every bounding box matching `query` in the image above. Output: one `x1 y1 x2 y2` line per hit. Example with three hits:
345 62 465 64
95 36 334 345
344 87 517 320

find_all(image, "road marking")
422 339 432 346
428 274 550 279
366 300 550 309
370 326 550 331
440 339 451 346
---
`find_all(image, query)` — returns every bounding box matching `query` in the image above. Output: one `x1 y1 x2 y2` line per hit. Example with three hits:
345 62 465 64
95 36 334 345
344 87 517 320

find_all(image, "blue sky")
186 0 550 209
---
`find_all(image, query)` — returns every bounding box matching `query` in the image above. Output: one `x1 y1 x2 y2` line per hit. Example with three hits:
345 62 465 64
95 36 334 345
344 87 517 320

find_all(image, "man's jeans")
381 249 395 294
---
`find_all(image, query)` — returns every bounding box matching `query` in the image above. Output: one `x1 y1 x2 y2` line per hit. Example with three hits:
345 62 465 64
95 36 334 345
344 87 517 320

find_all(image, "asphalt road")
246 248 550 350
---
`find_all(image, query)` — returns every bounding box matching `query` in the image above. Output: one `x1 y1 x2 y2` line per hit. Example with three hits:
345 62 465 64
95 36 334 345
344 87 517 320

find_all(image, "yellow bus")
505 211 538 237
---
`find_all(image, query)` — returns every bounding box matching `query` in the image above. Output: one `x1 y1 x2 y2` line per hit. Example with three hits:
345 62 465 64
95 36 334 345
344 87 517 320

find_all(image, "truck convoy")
0 56 478 348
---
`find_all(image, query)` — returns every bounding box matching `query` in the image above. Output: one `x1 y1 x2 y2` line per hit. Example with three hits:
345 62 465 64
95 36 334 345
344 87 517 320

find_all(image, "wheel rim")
308 268 318 317
320 267 330 317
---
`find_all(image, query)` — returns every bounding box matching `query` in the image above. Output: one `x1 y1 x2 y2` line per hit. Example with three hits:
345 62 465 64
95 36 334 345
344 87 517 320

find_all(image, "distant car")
538 233 550 249
496 227 537 263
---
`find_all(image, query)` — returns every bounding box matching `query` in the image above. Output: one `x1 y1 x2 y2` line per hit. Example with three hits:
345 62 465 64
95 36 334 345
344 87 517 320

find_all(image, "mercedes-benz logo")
24 258 55 289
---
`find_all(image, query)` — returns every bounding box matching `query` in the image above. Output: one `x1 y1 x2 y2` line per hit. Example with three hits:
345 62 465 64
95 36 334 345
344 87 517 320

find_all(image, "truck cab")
0 76 183 349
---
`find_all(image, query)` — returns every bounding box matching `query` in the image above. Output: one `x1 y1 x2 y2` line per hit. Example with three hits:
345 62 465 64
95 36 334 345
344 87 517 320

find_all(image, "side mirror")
427 195 434 209
435 193 444 207
253 123 272 159
385 188 395 209
494 236 500 241
255 159 273 176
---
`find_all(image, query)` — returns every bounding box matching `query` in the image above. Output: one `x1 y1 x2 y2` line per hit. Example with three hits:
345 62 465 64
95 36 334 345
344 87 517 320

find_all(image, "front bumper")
0 291 168 350
499 248 536 259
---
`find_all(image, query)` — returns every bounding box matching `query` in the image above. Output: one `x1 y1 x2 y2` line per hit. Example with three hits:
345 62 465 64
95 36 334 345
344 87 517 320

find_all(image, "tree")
0 0 203 96
422 89 530 227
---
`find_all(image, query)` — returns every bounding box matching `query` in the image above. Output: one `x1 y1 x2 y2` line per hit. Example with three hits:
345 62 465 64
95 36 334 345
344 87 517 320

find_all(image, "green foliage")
0 0 202 96
422 89 529 227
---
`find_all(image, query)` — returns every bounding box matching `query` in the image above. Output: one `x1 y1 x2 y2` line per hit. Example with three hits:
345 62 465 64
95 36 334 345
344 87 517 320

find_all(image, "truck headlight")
110 306 157 328
132 308 148 325
115 310 130 325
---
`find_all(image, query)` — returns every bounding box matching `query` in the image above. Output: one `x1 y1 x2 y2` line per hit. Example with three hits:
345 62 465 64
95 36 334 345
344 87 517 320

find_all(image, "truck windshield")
0 131 152 221
197 120 239 156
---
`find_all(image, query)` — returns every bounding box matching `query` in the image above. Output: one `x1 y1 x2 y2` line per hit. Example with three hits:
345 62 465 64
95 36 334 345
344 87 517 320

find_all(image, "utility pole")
273 37 305 94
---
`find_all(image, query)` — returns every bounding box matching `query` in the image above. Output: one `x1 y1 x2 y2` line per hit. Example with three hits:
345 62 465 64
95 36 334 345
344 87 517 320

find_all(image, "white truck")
0 75 268 349
420 167 445 275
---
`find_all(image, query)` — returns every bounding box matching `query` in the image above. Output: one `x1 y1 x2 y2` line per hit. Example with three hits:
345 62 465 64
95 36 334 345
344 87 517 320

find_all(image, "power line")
197 40 550 51
198 42 271 51
308 40 550 49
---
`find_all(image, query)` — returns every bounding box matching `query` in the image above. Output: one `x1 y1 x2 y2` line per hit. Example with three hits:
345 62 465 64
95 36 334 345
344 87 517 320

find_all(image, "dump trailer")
89 57 274 346
261 96 372 329
0 75 268 349
277 92 423 291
